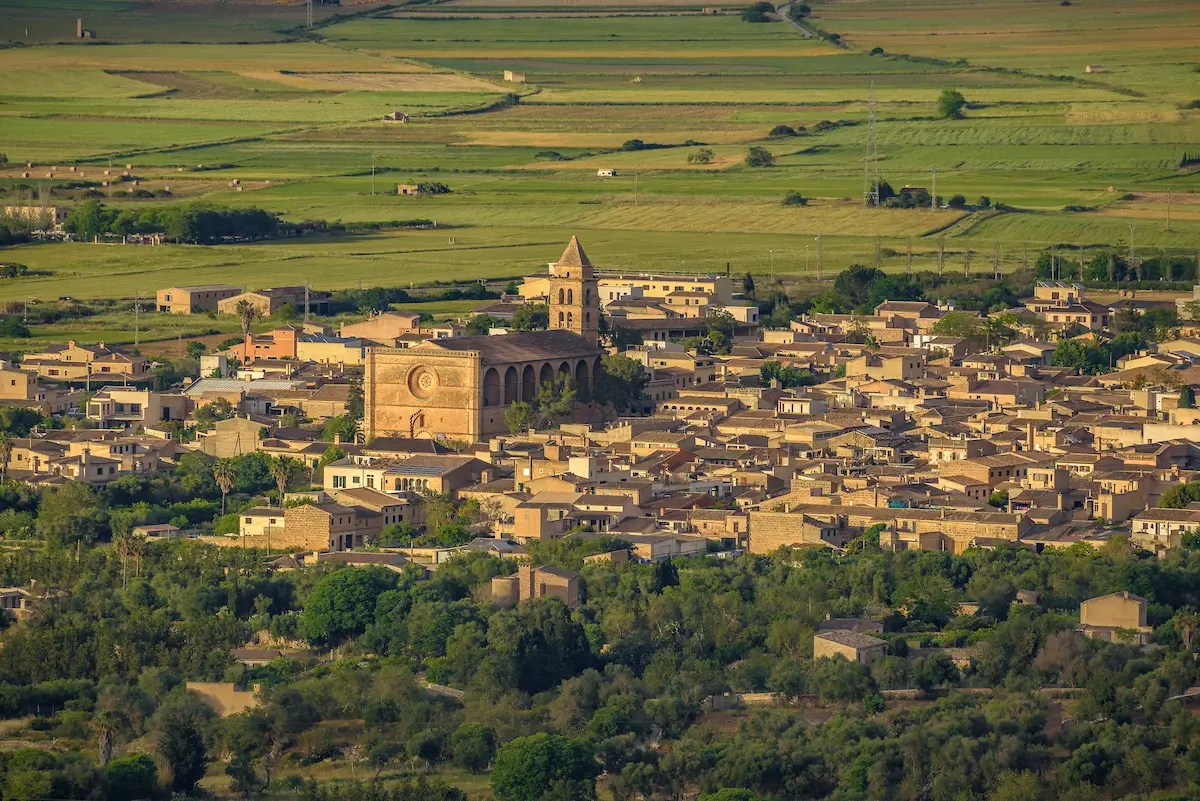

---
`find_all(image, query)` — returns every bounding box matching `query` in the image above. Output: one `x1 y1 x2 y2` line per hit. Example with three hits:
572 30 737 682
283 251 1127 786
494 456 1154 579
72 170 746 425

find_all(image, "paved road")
772 4 813 38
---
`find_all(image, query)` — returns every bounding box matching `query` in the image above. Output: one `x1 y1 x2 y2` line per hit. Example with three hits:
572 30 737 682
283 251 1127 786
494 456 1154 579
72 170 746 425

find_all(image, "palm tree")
235 298 260 337
269 456 295 508
0 432 11 483
213 458 237 516
92 710 124 767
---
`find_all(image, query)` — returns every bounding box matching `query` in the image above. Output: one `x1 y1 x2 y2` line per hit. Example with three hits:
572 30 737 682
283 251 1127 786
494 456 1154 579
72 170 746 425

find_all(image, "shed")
597 168 617 178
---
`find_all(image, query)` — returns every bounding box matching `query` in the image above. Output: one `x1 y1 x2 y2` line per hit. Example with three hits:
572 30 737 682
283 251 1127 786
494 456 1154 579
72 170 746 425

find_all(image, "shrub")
745 146 775 167
740 2 774 22
687 148 715 165
782 190 808 206
768 124 798 137
947 194 967 208
937 89 967 119
869 46 884 55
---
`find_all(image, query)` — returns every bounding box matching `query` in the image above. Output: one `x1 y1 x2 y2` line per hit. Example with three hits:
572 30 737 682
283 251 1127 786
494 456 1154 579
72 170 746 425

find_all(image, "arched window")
568 289 574 304
585 288 591 304
567 312 574 328
585 312 591 325
558 311 565 326
558 288 565 304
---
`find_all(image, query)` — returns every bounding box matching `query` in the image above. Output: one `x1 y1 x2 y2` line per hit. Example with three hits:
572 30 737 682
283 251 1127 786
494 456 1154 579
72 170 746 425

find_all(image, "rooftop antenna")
862 82 879 208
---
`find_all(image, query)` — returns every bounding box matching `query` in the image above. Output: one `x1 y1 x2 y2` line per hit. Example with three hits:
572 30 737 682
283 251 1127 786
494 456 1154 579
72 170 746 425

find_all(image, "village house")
156 284 240 314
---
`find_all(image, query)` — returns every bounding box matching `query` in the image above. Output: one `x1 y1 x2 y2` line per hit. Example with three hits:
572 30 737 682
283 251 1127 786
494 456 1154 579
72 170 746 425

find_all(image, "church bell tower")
548 235 600 346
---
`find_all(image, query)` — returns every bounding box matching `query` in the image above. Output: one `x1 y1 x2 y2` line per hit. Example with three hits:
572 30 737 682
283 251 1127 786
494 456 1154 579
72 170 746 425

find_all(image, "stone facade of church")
363 237 604 442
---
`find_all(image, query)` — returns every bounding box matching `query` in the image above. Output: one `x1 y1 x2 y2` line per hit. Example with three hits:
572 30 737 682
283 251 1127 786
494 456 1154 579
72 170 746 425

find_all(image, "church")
363 236 605 442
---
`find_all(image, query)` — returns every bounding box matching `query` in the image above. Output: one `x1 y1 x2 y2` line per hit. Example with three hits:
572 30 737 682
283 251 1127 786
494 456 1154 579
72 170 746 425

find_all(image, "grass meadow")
0 0 1197 300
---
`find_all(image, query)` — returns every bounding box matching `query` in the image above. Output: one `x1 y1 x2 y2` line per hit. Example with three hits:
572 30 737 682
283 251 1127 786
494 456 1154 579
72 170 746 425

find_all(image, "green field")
0 0 1198 301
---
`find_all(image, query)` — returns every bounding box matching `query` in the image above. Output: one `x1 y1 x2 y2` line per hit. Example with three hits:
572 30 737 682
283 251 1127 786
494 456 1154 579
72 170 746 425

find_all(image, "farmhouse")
503 70 527 83
156 284 240 314
218 287 329 317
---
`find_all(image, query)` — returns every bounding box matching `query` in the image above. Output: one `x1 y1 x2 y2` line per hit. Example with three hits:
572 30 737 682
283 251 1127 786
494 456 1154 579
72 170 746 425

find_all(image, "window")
366 475 375 488
269 518 277 525
333 475 346 489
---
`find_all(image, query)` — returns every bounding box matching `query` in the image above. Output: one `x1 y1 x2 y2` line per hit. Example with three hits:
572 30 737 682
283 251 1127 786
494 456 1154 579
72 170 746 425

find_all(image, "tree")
104 754 157 801
782 190 808 206
947 194 967 209
489 601 592 694
687 148 715 164
745 146 775 167
833 264 886 311
212 458 237 517
534 374 576 426
36 481 105 548
301 567 397 644
1181 386 1196 409
234 298 259 337
740 2 774 22
705 308 738 354
506 401 534 435
931 311 986 340
512 303 549 331
451 723 497 773
194 396 235 428
0 432 11 482
491 733 600 801
466 314 504 336
155 694 213 794
937 89 967 119
269 456 297 506
593 354 649 412
742 272 756 298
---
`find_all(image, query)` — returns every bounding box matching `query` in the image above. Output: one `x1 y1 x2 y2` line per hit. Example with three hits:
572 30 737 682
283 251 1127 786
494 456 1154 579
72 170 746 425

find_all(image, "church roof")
424 330 599 364
556 236 592 268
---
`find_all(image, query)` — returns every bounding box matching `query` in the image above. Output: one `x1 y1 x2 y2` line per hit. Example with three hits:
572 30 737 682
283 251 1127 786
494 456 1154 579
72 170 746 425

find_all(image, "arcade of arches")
481 357 600 407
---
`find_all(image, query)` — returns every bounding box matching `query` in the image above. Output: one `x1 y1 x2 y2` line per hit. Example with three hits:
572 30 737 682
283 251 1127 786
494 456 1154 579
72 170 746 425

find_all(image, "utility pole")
906 237 913 275
930 166 937 212
963 250 974 277
805 245 810 275
769 249 774 280
992 244 1000 280
634 168 639 206
1127 222 1139 280
815 233 823 281
306 0 313 28
862 82 878 208
937 240 945 275
1166 190 1172 232
371 156 376 196
873 235 881 270
134 293 142 347
1023 244 1028 272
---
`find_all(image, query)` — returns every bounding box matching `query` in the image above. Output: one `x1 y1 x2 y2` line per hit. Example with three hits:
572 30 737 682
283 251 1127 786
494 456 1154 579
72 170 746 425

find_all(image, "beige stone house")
1077 591 1154 645
813 630 888 664
491 564 580 607
156 285 240 314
